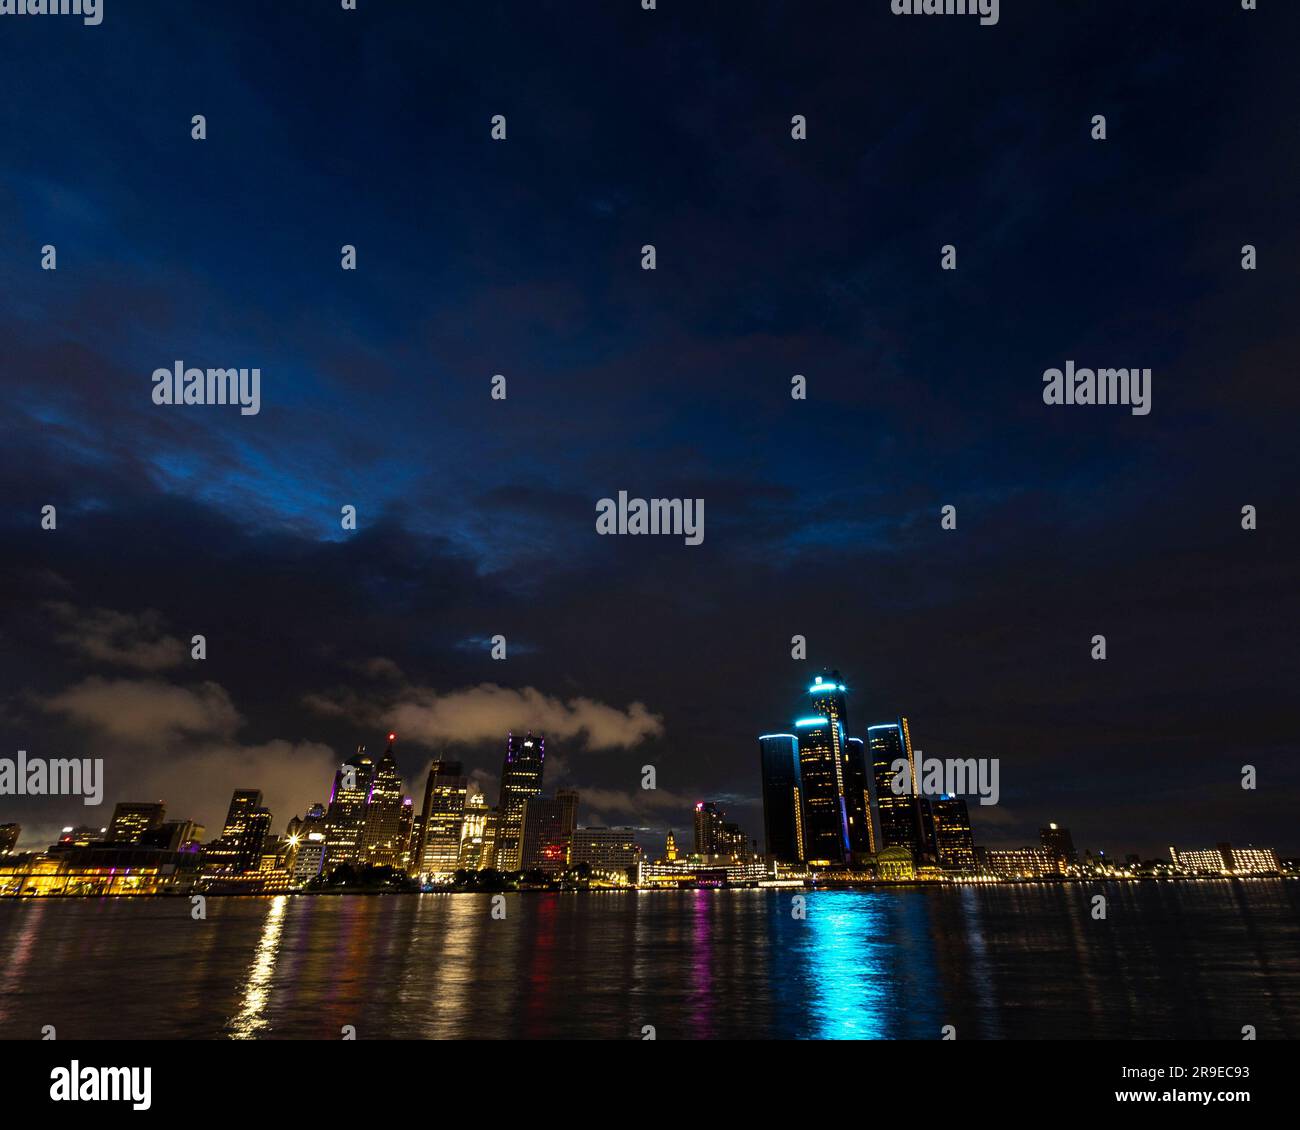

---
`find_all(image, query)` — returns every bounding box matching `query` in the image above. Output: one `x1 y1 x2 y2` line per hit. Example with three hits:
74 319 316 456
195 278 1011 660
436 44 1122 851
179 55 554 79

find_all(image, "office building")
758 733 805 863
324 746 375 869
415 759 468 878
496 731 545 871
107 802 166 844
1040 823 1077 867
931 795 976 871
519 788 578 875
570 827 641 876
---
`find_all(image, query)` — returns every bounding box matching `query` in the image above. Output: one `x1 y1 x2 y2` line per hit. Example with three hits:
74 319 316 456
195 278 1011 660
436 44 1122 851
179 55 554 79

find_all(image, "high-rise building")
869 718 931 860
794 716 850 865
519 788 578 874
415 759 468 878
759 734 805 863
324 746 375 870
1040 823 1077 867
694 801 726 856
457 793 494 870
496 731 545 871
931 795 976 871
795 669 880 864
665 828 678 861
363 734 407 869
844 736 876 857
108 802 166 844
0 824 19 855
205 789 271 873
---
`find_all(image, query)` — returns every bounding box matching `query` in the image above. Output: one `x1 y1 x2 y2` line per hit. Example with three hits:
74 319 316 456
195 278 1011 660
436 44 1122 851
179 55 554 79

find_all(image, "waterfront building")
981 847 1061 879
1171 843 1280 875
324 746 375 869
875 844 916 881
758 733 805 863
203 790 271 873
1040 822 1078 867
694 801 726 856
457 793 493 871
665 828 678 861
519 788 578 875
570 826 641 879
362 734 407 869
107 802 166 844
868 718 932 860
931 795 976 871
415 759 468 879
496 731 545 871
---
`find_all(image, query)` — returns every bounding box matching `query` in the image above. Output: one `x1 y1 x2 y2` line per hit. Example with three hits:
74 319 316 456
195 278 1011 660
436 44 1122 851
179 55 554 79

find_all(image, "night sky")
2 1 1297 860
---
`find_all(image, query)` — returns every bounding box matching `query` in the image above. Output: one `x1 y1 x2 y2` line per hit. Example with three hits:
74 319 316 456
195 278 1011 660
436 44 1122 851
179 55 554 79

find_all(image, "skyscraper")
519 788 578 875
843 737 876 857
496 731 545 871
324 745 375 869
363 734 407 869
457 793 493 871
694 801 726 856
796 669 877 865
1040 823 1077 867
205 789 270 873
869 717 931 860
414 759 468 878
758 734 805 862
107 801 166 843
931 795 976 871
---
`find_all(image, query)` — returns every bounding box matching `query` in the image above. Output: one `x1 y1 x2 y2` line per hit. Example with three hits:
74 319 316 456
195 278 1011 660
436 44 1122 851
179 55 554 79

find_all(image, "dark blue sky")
2 1 1297 857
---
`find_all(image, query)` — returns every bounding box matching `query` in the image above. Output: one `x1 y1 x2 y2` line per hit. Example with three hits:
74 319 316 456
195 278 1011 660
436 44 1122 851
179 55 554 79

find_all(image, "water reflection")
805 892 891 1039
229 895 287 1039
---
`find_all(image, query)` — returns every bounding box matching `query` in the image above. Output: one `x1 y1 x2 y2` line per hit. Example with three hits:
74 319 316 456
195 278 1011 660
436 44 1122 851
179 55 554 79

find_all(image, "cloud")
41 677 242 745
306 681 664 750
48 602 187 671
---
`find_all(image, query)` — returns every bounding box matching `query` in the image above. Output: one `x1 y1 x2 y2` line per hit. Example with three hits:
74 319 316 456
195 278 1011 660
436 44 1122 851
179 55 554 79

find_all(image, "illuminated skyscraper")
869 717 931 860
107 801 166 844
931 795 976 871
205 789 270 873
496 731 545 871
415 759 468 878
790 672 865 864
694 801 726 856
324 746 375 869
457 793 493 870
758 734 805 862
363 734 407 868
1040 823 1077 867
519 788 578 875
844 737 876 857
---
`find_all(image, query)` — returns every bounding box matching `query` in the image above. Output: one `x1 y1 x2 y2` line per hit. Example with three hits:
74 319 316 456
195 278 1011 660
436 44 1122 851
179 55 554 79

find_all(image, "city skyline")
1 665 1291 873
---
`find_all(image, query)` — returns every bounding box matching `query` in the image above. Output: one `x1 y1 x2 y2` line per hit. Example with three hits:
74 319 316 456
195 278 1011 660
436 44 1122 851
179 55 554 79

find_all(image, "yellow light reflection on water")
229 895 287 1039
